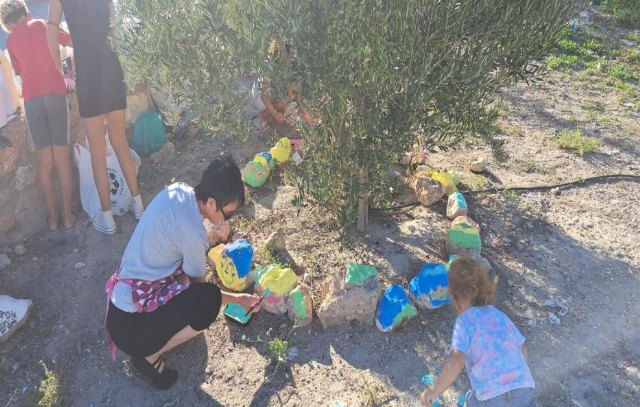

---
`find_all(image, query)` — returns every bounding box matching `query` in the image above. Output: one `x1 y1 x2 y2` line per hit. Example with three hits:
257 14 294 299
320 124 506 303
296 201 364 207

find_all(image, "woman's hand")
235 293 261 314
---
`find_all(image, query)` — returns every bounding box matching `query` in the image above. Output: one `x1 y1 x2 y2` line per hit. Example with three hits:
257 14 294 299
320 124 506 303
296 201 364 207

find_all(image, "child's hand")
420 388 438 406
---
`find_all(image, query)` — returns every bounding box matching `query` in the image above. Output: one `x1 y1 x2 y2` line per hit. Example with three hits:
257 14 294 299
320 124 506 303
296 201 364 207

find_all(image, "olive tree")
115 0 577 230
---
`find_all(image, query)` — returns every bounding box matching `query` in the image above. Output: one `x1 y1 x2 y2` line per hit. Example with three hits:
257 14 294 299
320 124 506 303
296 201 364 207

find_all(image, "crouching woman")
105 157 259 389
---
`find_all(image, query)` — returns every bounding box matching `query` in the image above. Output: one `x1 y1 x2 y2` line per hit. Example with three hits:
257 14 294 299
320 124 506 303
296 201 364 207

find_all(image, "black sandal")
132 356 178 389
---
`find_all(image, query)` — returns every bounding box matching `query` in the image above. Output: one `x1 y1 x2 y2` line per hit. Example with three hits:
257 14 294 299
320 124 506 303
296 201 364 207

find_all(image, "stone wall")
0 90 150 247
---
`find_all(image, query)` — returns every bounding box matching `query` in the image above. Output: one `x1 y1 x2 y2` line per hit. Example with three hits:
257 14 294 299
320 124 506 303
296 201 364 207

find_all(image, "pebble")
74 262 86 270
14 245 27 256
548 312 561 325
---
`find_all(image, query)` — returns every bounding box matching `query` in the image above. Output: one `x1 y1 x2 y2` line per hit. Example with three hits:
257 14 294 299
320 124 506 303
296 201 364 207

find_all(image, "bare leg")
52 144 75 229
106 109 139 196
84 116 111 211
144 326 202 370
37 147 58 231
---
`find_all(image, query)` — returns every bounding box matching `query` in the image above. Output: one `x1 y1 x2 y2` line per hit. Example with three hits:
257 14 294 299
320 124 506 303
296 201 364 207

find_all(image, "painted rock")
255 264 298 314
429 171 459 195
446 192 468 219
409 263 452 310
344 263 378 288
414 177 445 206
254 152 275 169
208 239 255 291
469 156 486 173
270 137 292 164
375 285 418 332
242 160 269 188
447 216 481 255
317 271 382 328
287 283 313 327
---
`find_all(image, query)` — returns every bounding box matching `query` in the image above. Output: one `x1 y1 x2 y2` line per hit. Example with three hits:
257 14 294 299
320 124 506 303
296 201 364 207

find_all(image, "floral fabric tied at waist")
104 267 190 360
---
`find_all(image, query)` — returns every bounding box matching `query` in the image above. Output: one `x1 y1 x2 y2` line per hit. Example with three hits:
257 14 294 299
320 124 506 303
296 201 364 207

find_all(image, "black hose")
370 173 640 212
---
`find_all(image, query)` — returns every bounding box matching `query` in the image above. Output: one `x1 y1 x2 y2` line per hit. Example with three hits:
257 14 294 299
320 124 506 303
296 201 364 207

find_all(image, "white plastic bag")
74 135 141 219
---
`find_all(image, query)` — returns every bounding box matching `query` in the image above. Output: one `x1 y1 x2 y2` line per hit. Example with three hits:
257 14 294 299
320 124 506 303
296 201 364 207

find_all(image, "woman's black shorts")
106 283 222 357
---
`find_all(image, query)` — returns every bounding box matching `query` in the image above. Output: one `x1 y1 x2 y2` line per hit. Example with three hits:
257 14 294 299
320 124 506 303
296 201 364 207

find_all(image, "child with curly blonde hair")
421 255 535 407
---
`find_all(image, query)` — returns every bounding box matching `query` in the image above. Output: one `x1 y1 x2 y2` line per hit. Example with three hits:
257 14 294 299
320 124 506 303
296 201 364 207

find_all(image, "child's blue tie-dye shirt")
451 306 535 401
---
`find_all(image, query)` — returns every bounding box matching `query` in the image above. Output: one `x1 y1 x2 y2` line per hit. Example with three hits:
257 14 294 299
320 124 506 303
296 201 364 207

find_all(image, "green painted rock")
447 216 481 255
345 263 378 288
242 160 269 188
287 283 313 327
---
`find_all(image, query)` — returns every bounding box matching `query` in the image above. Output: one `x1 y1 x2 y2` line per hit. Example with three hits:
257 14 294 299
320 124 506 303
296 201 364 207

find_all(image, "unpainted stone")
14 244 26 256
470 156 487 173
317 272 383 328
264 230 286 252
413 177 444 206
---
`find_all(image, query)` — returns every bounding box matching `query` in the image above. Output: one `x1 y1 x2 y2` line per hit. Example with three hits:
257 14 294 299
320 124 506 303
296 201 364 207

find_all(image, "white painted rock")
469 156 487 173
413 177 444 206
0 295 33 343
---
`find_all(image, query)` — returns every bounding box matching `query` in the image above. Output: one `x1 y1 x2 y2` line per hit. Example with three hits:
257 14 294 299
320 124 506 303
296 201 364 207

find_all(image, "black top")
61 0 127 118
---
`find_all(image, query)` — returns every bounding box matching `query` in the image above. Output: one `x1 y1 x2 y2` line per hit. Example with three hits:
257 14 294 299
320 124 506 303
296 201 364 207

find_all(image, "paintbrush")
244 288 270 316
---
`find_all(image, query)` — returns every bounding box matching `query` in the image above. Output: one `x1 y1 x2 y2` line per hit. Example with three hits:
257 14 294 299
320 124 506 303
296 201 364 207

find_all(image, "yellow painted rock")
269 137 292 164
254 152 275 169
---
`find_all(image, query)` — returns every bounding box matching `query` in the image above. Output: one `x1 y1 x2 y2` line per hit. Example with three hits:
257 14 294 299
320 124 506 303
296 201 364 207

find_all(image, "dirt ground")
1 8 639 407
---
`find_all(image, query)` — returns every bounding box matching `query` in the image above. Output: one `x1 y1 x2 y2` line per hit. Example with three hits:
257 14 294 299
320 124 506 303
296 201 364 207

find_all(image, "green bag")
130 111 166 156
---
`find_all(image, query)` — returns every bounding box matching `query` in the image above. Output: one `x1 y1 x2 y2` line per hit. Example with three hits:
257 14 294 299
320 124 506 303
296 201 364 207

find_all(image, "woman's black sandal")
132 356 178 389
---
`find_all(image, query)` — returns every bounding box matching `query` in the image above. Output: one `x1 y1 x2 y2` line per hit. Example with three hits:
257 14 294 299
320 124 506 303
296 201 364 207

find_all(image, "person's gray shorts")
465 387 534 407
24 94 69 150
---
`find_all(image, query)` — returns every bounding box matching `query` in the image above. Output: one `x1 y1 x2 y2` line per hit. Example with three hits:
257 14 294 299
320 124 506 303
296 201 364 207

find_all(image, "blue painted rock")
254 152 275 169
409 263 452 310
375 285 418 332
287 283 313 327
255 264 298 314
447 216 481 255
446 192 468 219
208 239 255 291
242 160 269 188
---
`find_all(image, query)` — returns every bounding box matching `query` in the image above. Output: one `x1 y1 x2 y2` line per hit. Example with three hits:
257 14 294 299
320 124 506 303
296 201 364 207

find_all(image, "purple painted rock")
287 283 313 327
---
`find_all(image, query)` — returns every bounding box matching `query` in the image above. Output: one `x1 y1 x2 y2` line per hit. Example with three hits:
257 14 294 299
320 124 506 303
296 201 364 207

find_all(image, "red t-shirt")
7 19 72 103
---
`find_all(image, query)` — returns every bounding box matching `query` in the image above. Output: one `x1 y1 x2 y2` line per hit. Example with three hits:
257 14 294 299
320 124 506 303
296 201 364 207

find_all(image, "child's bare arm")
46 0 64 73
420 350 466 405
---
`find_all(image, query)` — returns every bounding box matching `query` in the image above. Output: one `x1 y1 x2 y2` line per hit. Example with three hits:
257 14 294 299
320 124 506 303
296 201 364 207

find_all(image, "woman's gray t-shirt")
111 183 208 313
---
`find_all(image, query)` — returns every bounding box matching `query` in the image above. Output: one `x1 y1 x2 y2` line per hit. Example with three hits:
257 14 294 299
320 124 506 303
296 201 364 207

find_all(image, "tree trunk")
357 170 368 232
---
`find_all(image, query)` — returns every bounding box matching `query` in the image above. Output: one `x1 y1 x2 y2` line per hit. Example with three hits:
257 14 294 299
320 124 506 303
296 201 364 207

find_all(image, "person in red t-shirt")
1 0 75 231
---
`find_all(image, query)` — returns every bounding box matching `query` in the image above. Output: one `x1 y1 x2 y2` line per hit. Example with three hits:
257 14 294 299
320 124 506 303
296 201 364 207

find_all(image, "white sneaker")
93 210 117 235
130 195 144 220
